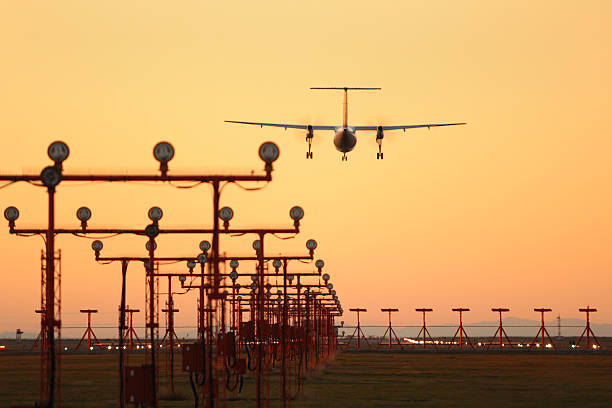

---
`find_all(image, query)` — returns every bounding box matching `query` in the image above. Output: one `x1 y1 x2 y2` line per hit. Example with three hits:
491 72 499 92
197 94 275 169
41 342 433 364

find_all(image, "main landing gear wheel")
377 152 384 159
306 151 313 159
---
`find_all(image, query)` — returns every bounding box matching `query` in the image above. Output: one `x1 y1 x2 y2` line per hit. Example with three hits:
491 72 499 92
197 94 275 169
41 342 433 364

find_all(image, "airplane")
226 87 466 161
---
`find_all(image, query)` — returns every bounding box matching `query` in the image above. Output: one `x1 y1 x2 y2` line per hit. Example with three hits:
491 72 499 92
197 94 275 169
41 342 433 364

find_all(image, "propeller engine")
306 125 314 159
376 126 384 159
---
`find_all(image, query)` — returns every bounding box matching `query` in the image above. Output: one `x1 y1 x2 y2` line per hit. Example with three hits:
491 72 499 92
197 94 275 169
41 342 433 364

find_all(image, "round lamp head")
199 240 211 252
230 259 239 269
286 274 294 283
272 259 281 269
153 141 175 163
178 275 186 283
218 207 234 222
322 273 330 282
250 282 257 290
277 290 282 296
144 224 159 239
4 206 19 222
235 283 241 290
197 253 207 264
186 260 196 270
315 259 324 269
40 166 62 188
252 240 261 251
48 141 70 163
306 239 317 250
91 240 103 251
229 270 238 281
289 206 304 221
250 275 258 282
145 240 157 251
303 289 309 295
76 206 92 222
148 207 163 222
258 141 280 163
326 283 333 290
331 290 336 296
237 295 242 301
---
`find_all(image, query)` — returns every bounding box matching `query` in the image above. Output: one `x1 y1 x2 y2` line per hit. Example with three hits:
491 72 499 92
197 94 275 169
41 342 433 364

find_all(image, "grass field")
1 351 611 407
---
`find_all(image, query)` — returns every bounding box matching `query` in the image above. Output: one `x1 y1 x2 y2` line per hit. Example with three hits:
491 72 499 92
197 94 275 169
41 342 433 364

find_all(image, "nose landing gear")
341 153 348 161
306 127 314 159
376 140 384 159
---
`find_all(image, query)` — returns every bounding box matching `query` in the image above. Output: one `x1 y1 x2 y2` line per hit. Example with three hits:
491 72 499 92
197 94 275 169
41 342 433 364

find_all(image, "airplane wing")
225 120 337 131
353 123 466 131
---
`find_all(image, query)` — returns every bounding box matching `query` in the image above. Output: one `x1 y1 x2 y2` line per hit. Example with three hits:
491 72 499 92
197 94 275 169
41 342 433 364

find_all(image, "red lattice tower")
379 309 403 349
576 306 600 350
76 309 102 350
487 308 513 349
413 308 436 348
449 308 473 349
530 308 555 349
345 308 370 349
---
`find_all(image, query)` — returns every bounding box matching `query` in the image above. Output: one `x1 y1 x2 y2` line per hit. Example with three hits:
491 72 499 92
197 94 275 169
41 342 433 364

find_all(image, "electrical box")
182 342 205 372
124 365 154 406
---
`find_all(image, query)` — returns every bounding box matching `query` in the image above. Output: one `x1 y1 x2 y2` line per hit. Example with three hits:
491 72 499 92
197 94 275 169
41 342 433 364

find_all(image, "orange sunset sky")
0 1 611 335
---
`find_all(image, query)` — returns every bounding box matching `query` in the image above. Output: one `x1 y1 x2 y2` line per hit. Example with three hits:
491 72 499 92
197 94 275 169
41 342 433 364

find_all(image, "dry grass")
1 351 611 407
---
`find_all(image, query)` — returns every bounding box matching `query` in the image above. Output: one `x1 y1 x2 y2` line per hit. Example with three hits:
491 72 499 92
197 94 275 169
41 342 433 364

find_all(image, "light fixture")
272 259 281 272
47 141 70 167
322 273 330 282
258 141 280 171
197 253 207 264
91 240 103 257
153 141 174 176
230 259 239 269
306 239 317 255
146 240 157 251
235 283 241 291
229 270 238 281
187 260 196 273
289 206 304 227
286 274 294 283
4 206 19 228
76 206 91 229
315 259 324 272
144 224 159 239
40 166 62 190
252 239 261 253
250 282 257 290
179 275 186 283
218 207 234 229
250 275 257 282
199 240 211 252
327 283 333 290
148 207 163 222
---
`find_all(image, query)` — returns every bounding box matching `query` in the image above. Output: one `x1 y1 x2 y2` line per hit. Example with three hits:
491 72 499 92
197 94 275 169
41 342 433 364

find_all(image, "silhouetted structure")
413 308 436 348
379 308 403 349
530 308 555 349
487 308 513 349
76 309 101 350
449 308 473 349
346 308 370 349
576 306 600 349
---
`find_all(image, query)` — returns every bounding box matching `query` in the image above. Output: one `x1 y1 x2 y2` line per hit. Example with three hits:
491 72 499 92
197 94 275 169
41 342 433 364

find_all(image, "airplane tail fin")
311 87 381 128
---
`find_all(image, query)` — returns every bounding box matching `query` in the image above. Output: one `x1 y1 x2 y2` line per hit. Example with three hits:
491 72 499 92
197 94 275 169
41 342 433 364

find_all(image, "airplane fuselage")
333 127 357 153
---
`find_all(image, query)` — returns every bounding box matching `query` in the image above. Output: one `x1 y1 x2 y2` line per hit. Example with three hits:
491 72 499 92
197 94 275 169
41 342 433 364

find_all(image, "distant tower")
556 315 562 339
16 329 23 342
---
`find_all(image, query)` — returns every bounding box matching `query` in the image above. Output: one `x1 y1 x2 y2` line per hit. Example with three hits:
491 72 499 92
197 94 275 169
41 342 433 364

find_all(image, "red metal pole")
45 188 56 407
